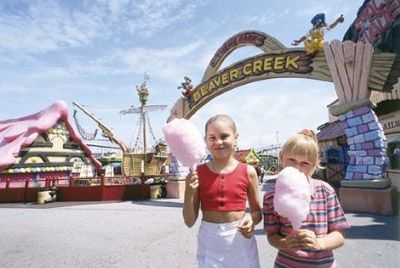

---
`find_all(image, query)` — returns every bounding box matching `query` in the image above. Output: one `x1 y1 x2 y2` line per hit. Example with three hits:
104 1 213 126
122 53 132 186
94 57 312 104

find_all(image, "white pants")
196 220 260 268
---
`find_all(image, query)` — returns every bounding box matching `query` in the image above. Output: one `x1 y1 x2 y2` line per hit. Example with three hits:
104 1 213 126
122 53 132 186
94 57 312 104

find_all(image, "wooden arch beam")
168 31 399 121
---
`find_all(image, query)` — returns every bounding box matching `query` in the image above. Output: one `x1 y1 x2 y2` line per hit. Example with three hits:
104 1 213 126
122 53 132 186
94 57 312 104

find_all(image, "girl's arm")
238 165 262 237
247 165 262 225
182 171 200 228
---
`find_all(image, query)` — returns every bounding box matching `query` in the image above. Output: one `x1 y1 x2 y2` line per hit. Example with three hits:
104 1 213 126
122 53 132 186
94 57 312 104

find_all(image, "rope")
73 110 98 141
133 115 142 151
146 112 159 145
81 103 120 110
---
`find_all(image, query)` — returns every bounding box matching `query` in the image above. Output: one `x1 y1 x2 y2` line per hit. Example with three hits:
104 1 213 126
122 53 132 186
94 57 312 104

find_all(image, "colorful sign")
167 29 399 120
355 0 399 44
210 31 266 67
380 110 400 134
189 51 312 108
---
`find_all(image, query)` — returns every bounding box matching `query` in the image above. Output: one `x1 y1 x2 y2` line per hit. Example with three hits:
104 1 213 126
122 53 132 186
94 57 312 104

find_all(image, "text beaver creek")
189 51 312 107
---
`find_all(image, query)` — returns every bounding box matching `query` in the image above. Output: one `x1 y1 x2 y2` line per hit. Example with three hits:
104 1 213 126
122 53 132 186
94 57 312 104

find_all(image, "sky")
0 0 366 153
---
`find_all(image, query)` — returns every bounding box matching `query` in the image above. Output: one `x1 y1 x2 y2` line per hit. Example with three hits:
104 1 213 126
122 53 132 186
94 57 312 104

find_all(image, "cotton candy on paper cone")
163 118 206 170
273 166 311 230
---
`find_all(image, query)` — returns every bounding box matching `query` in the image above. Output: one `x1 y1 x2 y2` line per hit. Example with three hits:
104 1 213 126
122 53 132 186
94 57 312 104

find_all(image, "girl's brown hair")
205 114 237 135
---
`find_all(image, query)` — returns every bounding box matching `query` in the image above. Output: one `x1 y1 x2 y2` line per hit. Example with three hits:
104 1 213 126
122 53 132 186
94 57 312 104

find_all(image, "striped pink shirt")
263 178 350 268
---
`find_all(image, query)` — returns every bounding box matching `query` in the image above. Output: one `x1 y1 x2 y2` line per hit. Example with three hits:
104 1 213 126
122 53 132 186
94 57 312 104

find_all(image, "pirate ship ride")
73 78 169 177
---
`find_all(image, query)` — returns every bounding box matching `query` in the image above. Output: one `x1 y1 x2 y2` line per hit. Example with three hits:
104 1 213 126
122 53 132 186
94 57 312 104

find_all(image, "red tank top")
197 162 249 211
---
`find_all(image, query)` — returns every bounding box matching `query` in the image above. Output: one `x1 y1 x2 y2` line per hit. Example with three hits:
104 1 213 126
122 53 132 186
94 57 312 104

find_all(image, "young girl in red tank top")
183 114 262 268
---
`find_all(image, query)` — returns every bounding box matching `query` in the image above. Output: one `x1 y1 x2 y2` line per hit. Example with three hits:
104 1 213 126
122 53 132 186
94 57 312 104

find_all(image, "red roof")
317 120 346 141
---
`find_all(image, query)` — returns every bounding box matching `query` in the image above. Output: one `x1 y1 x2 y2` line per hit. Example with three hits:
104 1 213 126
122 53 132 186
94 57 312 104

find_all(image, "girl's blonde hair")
281 129 321 171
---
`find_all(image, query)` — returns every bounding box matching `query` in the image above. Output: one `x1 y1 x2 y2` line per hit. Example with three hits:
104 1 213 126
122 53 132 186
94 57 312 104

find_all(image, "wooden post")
24 178 29 203
323 40 374 106
45 178 50 188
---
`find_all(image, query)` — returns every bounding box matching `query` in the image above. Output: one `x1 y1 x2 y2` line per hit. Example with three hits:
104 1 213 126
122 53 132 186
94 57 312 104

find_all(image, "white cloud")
0 1 104 54
4 39 207 83
126 0 198 37
0 0 201 55
0 81 32 94
291 0 359 23
103 0 131 16
244 9 290 27
119 41 208 81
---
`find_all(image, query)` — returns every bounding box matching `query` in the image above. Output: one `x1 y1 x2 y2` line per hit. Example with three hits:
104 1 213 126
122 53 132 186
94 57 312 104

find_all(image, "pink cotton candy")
274 166 311 230
163 118 206 170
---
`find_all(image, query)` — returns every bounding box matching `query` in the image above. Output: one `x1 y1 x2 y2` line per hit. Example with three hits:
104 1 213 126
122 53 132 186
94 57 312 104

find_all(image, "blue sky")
0 0 365 151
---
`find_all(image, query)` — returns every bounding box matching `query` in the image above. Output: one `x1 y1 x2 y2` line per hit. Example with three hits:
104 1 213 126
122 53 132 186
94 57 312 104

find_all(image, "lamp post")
276 131 280 169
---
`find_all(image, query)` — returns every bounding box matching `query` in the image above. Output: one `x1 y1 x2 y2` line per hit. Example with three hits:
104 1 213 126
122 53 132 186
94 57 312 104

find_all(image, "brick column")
339 106 387 180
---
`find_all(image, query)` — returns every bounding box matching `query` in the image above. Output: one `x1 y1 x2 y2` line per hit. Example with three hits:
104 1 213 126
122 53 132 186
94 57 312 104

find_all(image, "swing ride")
73 77 169 177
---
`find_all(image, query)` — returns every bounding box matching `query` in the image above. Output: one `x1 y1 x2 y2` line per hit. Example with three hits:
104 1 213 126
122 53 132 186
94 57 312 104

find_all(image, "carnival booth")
0 101 101 202
0 101 150 203
317 119 349 189
235 149 260 165
235 149 265 182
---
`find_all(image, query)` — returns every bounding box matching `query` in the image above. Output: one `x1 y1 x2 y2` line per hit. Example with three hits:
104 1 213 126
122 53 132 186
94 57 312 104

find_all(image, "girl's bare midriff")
202 210 245 223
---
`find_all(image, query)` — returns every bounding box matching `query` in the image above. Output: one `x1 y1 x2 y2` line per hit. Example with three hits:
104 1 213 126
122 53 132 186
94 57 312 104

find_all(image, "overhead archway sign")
168 30 399 120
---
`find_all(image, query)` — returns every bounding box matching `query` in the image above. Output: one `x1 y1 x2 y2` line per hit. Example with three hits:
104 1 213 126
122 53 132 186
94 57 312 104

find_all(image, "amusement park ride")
0 1 396 210
73 77 169 177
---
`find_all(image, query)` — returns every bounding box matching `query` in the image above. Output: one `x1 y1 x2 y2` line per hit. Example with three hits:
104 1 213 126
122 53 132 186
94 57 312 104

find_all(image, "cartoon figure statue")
292 13 344 55
178 76 193 98
136 73 149 104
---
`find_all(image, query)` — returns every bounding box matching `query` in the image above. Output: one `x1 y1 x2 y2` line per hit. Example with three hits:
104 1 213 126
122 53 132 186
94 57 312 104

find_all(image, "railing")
0 174 172 203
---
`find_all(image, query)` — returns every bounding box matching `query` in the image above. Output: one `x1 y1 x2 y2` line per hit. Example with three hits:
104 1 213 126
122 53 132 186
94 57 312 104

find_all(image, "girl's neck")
209 158 238 173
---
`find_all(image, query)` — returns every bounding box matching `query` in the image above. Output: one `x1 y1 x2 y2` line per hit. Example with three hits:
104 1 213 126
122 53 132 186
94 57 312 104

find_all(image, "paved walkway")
0 192 399 267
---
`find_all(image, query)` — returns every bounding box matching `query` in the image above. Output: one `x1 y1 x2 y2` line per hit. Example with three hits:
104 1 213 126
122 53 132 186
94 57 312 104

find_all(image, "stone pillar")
339 105 387 180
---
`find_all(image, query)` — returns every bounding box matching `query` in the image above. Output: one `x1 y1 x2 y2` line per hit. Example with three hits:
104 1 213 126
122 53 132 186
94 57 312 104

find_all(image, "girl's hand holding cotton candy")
273 167 311 230
163 118 206 170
